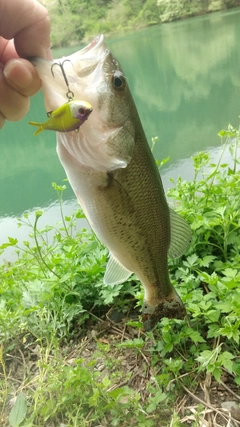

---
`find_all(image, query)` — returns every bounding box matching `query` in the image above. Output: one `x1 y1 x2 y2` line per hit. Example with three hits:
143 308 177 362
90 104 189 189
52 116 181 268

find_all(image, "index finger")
0 0 51 60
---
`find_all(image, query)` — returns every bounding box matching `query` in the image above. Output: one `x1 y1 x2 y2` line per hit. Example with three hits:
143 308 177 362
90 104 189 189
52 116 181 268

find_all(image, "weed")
0 125 240 425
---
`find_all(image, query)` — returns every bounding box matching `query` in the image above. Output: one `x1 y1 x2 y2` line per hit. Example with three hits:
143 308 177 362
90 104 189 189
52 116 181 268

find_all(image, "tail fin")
29 121 44 136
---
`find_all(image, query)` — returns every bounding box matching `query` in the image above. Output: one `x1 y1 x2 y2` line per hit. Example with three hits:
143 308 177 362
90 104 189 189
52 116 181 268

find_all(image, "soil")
2 310 240 427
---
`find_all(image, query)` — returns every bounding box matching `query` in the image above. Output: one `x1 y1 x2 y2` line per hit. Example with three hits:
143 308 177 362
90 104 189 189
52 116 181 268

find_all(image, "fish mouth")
79 34 105 55
67 34 108 80
30 35 108 112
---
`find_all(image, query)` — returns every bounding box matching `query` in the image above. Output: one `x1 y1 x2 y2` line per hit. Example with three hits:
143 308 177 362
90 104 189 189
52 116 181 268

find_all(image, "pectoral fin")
99 172 136 216
104 253 133 286
168 208 192 259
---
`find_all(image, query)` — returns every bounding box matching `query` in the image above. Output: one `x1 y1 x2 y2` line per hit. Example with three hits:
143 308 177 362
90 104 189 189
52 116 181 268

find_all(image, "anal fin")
104 253 133 286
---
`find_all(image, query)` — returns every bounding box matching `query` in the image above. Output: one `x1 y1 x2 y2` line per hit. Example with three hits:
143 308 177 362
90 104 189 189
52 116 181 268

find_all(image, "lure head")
69 100 93 123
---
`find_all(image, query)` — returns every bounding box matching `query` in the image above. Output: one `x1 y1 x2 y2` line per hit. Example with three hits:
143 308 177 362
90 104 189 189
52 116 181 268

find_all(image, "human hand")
0 0 51 128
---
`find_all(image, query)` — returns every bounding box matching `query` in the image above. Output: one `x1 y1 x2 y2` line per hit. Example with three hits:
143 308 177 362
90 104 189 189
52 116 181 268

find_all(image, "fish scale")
31 34 191 330
116 130 171 287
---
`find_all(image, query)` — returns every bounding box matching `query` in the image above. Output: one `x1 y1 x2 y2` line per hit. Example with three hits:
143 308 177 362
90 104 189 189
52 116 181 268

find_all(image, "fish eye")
112 73 125 91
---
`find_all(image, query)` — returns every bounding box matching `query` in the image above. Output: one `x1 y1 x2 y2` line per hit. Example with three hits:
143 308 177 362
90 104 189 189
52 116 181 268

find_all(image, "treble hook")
51 59 75 101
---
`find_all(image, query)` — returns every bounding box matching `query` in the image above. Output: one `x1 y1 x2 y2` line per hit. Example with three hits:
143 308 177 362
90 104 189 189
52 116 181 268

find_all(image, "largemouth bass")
31 35 191 330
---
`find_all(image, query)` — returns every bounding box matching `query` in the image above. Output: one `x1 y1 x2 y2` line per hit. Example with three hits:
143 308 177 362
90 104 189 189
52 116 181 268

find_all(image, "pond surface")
1 8 240 261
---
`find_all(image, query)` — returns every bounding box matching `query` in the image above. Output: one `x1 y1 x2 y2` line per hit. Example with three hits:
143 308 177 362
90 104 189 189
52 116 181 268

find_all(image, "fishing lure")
29 100 93 136
29 59 92 135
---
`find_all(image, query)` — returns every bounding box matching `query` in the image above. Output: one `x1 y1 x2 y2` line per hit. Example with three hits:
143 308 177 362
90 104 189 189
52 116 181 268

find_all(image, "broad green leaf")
207 323 221 339
219 351 234 373
212 366 222 383
187 329 205 343
199 255 216 267
146 391 167 413
205 309 221 323
218 129 227 137
183 253 199 267
102 376 111 388
0 237 18 249
88 388 99 407
9 393 27 427
222 268 238 278
108 386 133 400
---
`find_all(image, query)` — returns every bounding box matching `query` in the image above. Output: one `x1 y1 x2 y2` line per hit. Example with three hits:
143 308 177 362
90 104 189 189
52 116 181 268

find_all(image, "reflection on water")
0 200 88 263
162 141 239 193
1 141 237 263
1 9 240 262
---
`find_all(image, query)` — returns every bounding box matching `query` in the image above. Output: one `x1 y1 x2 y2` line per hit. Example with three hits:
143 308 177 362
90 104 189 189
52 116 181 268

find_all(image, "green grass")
1 125 240 426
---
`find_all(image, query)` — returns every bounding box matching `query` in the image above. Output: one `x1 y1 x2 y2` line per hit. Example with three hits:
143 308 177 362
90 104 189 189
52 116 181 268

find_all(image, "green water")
1 9 240 254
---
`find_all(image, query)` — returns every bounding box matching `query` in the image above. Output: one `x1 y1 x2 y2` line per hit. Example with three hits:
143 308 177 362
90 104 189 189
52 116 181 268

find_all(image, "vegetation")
157 0 240 22
39 0 240 47
1 125 240 426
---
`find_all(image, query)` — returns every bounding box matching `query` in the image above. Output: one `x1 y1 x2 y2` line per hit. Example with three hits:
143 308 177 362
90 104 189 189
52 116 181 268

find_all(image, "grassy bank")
39 0 240 47
1 126 240 426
